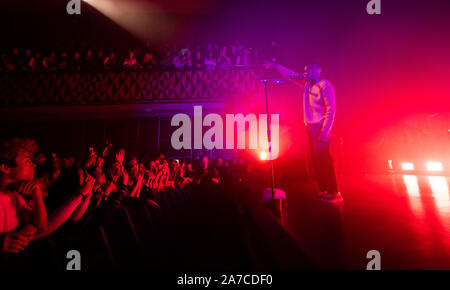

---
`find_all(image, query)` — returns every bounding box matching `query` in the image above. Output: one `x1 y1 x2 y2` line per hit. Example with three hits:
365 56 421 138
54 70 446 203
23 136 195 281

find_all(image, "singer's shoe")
321 192 343 203
313 191 328 200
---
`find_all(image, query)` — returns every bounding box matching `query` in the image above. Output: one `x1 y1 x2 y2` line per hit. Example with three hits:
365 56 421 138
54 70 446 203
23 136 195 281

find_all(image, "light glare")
402 162 414 171
426 162 443 172
402 174 420 197
259 151 268 160
428 176 450 201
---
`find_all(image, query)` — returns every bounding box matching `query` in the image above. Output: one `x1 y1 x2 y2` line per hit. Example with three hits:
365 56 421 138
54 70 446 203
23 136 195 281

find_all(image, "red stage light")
402 174 420 197
259 151 268 160
426 162 443 172
428 176 449 200
402 162 414 171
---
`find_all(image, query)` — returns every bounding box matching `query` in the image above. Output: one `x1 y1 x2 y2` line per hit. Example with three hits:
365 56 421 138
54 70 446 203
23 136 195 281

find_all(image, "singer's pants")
306 123 338 194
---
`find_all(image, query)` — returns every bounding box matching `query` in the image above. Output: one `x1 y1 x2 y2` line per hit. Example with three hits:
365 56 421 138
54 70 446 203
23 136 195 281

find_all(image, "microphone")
288 75 315 83
287 75 306 80
255 75 310 83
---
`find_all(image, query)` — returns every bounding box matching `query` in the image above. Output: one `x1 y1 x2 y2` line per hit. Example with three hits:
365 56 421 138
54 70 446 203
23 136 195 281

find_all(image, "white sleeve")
320 81 336 139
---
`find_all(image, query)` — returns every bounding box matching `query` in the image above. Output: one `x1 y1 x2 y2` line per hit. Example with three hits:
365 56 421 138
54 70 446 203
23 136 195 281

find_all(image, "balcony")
0 68 263 108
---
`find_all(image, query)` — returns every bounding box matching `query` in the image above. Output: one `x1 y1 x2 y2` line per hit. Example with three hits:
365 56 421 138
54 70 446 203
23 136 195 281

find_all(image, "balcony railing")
0 68 264 107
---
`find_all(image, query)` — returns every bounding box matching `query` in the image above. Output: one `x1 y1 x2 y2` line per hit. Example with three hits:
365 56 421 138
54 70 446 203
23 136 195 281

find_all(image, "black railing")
0 68 264 107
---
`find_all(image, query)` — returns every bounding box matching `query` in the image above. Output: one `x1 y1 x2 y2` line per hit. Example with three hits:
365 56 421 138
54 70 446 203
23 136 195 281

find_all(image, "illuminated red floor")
279 174 450 269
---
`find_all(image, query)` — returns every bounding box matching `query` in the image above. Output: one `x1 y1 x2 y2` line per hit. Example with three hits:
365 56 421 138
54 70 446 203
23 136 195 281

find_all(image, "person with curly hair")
0 138 47 254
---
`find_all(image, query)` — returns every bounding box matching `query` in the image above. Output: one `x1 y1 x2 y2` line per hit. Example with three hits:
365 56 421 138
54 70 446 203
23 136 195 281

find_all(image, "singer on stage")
268 62 343 202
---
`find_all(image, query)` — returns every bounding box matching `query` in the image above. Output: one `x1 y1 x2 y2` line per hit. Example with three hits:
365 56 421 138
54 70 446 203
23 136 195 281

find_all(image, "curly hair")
0 137 38 168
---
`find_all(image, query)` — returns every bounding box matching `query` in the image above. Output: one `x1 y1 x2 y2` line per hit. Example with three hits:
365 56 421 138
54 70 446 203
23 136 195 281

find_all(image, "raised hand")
52 154 60 169
121 167 129 186
143 170 153 186
102 140 113 157
18 181 42 197
84 153 97 168
95 157 104 168
115 149 125 164
137 171 144 184
79 174 95 197
103 181 117 198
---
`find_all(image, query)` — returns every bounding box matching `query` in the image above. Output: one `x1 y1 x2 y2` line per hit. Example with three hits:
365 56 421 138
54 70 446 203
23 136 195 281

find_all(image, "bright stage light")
401 162 414 171
426 162 443 172
428 176 449 200
82 0 172 42
259 151 268 160
402 175 420 197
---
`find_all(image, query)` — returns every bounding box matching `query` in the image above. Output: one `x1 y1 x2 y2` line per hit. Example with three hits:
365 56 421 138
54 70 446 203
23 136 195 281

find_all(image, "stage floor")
279 174 450 269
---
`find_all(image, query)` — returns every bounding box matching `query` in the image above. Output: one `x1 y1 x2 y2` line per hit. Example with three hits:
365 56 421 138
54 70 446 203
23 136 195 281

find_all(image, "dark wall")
1 118 159 159
0 116 239 161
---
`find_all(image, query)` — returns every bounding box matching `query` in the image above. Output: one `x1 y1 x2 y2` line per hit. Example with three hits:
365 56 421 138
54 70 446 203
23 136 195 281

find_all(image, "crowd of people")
0 137 249 261
0 41 263 73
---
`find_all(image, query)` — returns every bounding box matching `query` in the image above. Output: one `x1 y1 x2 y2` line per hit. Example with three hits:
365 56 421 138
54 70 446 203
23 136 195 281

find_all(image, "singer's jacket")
272 63 336 141
304 79 336 141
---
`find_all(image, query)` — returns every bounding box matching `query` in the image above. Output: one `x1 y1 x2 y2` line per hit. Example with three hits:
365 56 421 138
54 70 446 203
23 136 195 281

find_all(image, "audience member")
205 50 217 71
0 138 47 254
0 132 253 272
194 155 220 184
1 40 260 72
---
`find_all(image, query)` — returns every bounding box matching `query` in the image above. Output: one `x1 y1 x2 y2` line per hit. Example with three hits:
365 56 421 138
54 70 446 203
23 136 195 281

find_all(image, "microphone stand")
264 80 276 206
255 76 303 213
